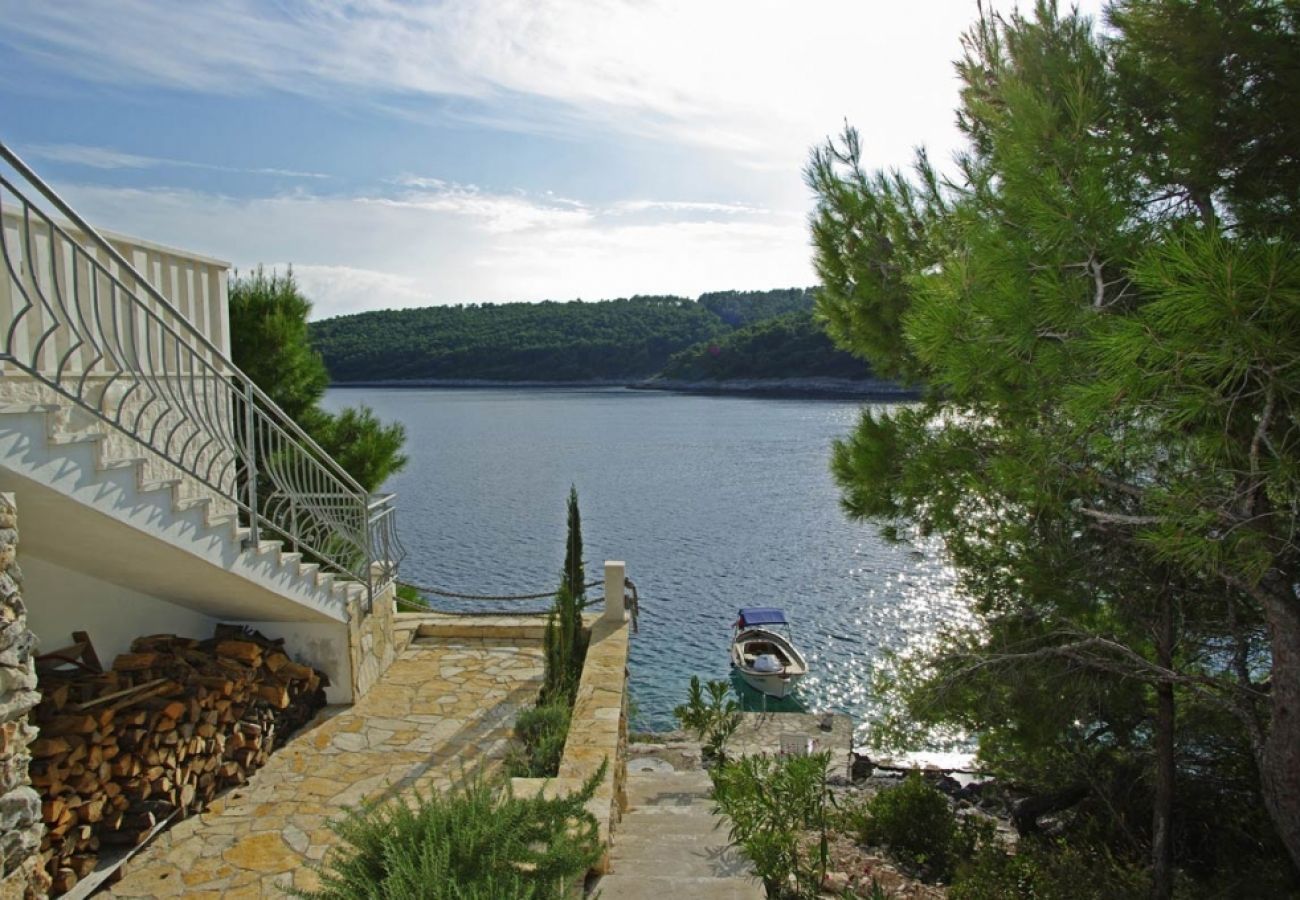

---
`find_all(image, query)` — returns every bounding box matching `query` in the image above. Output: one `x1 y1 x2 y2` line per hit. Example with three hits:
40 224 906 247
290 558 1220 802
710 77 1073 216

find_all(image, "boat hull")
736 669 803 699
730 627 808 699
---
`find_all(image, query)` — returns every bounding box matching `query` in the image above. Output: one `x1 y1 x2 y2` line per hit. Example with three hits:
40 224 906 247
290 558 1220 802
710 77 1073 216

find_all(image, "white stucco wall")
223 620 353 705
22 554 356 704
22 552 220 665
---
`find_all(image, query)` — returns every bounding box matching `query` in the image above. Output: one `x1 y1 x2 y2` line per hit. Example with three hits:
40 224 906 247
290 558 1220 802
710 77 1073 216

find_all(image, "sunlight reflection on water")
324 387 971 745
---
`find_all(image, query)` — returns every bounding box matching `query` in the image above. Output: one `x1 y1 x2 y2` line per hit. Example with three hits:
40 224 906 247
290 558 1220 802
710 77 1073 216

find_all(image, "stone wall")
348 574 397 700
511 610 632 874
0 495 47 899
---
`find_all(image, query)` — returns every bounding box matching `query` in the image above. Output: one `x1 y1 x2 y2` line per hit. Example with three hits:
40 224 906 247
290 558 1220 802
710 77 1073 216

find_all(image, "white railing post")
603 560 626 625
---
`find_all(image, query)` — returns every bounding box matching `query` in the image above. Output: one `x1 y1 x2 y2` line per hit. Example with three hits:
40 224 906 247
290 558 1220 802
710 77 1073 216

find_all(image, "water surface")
323 387 967 739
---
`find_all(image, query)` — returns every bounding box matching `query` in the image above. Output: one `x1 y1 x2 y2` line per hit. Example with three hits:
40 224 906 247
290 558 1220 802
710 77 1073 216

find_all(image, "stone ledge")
511 614 630 874
398 612 599 643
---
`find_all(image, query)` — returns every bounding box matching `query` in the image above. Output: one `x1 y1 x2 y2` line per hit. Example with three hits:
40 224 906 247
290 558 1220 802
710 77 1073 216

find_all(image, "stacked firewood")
31 626 328 895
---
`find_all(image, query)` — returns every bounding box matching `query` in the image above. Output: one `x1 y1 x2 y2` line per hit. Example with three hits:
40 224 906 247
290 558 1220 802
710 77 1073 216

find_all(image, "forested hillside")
311 288 819 382
659 310 870 381
696 288 813 327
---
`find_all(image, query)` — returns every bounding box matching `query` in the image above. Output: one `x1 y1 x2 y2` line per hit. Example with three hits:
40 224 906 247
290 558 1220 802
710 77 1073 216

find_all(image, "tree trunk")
1151 593 1175 900
1259 579 1300 876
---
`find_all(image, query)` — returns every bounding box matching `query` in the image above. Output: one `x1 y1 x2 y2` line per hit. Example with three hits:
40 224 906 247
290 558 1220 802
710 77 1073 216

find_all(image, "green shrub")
293 764 605 900
859 773 990 882
949 839 1149 900
673 676 741 761
505 698 572 777
394 584 427 612
711 751 833 898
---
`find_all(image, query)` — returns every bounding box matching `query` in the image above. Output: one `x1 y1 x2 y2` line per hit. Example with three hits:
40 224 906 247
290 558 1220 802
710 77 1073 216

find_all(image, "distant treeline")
310 288 865 383
659 310 870 381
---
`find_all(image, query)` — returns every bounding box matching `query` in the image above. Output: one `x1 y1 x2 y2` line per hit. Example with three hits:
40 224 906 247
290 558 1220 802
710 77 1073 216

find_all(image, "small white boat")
730 607 808 699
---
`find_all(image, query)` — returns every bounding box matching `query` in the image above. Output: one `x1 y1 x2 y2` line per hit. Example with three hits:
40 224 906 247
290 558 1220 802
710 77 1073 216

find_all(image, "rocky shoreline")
629 376 919 399
330 376 919 399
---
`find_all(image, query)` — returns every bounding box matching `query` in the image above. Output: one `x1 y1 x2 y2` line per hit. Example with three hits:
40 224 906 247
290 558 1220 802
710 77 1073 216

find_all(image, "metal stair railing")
0 141 402 611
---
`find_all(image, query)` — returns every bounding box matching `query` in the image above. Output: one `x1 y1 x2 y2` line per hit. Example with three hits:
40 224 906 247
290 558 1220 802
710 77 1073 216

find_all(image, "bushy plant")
859 773 990 882
949 839 1149 900
394 584 426 612
673 676 741 761
293 764 605 900
505 697 572 778
710 751 833 897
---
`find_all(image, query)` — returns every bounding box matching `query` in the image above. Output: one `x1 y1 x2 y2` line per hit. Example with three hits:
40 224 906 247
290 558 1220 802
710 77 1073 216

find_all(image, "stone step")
606 844 754 879
614 819 732 842
593 874 765 900
617 816 733 843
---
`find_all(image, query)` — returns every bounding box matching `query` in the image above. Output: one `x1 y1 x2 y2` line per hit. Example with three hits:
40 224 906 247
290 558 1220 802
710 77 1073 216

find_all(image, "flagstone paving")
105 637 545 898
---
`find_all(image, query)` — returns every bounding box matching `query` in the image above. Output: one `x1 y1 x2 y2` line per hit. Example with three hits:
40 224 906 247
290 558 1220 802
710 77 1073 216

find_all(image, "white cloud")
612 200 765 216
284 265 431 321
53 180 811 317
367 183 594 234
23 143 328 179
1 0 1109 172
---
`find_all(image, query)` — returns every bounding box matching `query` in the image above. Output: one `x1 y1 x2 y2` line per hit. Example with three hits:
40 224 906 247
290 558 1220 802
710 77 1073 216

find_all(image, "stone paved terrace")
104 635 545 898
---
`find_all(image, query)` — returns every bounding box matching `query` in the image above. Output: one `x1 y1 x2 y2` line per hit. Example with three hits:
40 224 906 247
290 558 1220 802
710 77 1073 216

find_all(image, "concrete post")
602 560 626 625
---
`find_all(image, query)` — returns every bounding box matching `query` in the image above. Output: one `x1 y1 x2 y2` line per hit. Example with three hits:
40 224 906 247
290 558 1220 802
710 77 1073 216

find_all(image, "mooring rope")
398 575 639 633
397 578 602 602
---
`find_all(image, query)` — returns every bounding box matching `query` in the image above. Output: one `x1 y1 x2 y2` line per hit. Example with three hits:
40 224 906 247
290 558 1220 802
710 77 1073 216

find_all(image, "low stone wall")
348 577 398 700
0 495 47 899
511 612 631 874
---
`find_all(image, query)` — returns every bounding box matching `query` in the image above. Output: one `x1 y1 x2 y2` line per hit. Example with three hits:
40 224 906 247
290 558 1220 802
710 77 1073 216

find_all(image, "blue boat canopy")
737 607 788 628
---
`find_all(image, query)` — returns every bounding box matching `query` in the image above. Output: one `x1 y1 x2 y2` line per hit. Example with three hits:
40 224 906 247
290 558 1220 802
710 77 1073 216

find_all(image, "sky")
0 0 1105 320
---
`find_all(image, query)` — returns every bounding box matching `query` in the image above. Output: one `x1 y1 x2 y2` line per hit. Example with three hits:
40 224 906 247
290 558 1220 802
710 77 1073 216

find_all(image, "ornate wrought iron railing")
0 141 402 611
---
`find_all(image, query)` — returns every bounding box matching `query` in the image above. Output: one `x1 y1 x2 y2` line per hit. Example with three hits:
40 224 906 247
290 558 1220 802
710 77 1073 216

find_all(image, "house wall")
22 554 220 666
0 208 231 366
23 555 359 706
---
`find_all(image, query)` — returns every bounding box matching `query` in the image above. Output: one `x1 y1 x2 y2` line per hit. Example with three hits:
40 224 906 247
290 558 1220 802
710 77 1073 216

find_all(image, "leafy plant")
857 773 991 882
293 763 606 900
505 697 572 778
673 676 741 761
949 839 1149 900
394 583 426 612
710 751 833 898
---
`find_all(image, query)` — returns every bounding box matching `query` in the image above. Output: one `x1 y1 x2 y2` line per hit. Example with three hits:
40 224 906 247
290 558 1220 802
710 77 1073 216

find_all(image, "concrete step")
606 845 754 879
617 816 732 843
593 875 765 900
626 771 714 807
604 765 760 897
616 813 730 836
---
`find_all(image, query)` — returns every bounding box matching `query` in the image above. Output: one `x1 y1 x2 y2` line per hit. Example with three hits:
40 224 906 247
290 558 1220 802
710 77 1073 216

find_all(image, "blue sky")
0 0 1103 320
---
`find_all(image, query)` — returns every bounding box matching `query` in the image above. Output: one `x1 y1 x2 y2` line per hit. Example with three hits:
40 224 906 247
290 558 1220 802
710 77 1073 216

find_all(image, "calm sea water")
323 387 967 740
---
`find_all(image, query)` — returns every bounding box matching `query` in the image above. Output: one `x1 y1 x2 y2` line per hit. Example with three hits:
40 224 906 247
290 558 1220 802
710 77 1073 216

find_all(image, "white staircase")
0 401 364 623
595 767 765 900
0 139 402 635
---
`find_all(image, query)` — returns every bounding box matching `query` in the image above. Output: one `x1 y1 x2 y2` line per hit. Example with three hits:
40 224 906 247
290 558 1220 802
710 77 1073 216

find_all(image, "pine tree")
228 268 407 493
808 0 1300 885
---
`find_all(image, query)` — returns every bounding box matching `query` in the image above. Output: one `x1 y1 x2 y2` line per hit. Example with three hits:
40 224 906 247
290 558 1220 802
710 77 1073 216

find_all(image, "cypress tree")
543 487 588 703
562 485 585 601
